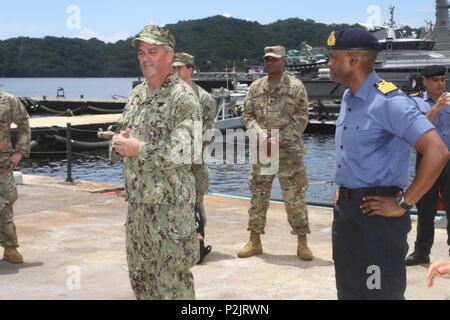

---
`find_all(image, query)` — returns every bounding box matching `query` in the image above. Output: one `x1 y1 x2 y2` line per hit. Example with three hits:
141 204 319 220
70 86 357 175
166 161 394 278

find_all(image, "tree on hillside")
0 16 419 76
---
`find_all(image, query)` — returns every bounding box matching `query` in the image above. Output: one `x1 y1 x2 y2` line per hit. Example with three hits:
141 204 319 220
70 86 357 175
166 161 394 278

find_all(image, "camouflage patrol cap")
172 52 195 67
264 46 286 59
132 24 176 49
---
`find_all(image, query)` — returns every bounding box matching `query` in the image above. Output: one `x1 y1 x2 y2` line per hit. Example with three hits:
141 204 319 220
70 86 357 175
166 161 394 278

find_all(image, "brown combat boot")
297 234 313 261
237 231 263 258
3 247 24 264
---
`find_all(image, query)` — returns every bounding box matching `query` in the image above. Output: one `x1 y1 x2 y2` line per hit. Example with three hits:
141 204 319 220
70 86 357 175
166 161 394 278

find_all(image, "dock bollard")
66 123 73 182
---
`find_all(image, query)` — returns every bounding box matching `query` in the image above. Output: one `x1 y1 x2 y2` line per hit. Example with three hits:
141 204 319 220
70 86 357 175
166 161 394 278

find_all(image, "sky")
0 0 440 43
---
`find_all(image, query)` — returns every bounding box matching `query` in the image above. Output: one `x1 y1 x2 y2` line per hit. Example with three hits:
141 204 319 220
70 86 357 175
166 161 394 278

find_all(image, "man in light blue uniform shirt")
406 65 450 266
328 28 450 300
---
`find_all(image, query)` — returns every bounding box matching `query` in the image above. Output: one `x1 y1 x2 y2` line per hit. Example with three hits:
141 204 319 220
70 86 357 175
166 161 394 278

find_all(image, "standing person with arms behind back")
328 28 450 300
0 90 31 264
406 65 450 266
110 25 201 300
172 53 215 224
173 52 215 262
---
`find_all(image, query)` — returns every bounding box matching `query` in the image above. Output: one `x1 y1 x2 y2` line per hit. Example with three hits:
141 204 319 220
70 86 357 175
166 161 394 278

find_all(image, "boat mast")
433 0 450 50
387 5 396 39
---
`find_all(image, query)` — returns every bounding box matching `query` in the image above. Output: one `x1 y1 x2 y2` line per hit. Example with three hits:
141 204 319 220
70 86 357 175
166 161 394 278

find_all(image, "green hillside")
0 15 419 77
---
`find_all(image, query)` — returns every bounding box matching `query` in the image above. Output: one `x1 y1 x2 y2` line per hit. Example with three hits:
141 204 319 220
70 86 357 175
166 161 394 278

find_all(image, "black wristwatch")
397 192 414 212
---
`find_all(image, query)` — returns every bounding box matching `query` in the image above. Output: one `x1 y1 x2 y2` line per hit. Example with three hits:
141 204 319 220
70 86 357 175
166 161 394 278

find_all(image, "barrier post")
66 123 73 182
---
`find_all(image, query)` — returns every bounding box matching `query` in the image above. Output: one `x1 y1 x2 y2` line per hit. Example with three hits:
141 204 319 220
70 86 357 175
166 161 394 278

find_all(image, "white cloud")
222 13 232 18
76 28 129 43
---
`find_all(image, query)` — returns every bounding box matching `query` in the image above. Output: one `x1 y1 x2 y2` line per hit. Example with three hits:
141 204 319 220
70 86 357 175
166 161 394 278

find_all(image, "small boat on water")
19 96 126 116
360 4 450 92
211 80 338 134
212 83 247 131
17 2 450 151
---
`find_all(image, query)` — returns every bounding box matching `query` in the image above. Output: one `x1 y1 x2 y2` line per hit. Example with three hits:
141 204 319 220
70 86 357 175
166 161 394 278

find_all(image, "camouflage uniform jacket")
110 74 202 205
243 73 309 156
0 90 31 170
192 83 215 152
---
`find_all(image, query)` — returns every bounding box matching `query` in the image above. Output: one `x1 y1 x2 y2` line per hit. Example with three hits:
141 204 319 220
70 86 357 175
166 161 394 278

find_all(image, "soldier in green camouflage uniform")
109 25 201 300
173 52 215 226
237 46 313 261
0 90 31 264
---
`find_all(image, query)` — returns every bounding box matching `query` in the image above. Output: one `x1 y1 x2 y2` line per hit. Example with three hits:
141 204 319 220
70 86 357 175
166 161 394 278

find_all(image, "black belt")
339 186 402 201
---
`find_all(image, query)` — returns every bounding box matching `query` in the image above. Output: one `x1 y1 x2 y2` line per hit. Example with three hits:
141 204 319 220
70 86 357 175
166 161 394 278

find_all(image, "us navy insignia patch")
375 81 398 95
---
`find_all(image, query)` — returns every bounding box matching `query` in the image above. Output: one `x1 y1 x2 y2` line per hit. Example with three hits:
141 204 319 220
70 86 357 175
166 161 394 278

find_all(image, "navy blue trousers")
332 191 411 300
414 153 450 256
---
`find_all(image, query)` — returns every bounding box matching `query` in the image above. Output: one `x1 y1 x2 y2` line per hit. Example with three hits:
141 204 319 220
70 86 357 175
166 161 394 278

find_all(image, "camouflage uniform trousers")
192 164 210 226
125 201 200 300
247 155 310 235
0 171 19 249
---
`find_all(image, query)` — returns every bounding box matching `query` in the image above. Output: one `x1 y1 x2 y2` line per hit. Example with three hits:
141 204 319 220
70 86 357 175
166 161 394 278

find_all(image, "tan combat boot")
237 231 263 258
297 234 313 261
3 247 24 264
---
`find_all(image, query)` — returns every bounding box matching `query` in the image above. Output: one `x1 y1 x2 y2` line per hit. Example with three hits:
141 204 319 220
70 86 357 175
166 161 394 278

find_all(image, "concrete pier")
0 174 448 300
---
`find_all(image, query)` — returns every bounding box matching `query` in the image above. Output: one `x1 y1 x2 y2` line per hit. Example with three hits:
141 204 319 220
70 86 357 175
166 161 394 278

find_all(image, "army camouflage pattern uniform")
0 90 31 249
110 74 202 299
173 52 215 225
243 73 310 235
191 83 215 225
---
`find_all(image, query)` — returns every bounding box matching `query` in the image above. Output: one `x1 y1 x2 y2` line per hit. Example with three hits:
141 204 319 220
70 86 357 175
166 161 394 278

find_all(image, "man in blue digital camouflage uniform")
328 28 450 300
406 65 450 266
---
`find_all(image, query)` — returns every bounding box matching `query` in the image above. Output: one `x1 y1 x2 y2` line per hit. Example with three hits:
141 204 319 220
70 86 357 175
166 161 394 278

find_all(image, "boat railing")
212 88 247 122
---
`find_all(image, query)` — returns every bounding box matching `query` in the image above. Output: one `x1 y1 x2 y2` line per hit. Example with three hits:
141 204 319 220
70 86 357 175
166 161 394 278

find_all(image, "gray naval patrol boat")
363 1 450 92
209 0 450 132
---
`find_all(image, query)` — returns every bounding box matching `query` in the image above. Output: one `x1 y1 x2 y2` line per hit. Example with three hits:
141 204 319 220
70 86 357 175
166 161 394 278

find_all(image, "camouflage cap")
172 52 195 67
264 46 286 59
132 24 176 49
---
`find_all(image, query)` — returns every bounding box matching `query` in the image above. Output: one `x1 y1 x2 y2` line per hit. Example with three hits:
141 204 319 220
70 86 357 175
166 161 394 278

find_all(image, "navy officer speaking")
327 28 450 300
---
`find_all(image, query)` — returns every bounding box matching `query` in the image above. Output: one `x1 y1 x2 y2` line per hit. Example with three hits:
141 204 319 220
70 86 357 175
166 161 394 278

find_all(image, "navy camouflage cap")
327 28 380 51
172 52 195 67
132 24 176 49
421 65 448 78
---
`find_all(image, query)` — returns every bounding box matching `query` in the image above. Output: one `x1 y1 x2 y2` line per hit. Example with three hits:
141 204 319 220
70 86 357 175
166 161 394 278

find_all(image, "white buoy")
14 171 23 185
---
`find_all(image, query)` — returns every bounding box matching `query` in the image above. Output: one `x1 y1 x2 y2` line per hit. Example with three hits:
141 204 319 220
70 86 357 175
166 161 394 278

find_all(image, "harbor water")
2 78 417 202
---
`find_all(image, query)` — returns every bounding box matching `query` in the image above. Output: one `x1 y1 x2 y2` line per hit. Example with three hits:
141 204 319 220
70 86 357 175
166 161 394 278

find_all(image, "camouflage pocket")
162 204 197 241
0 194 8 211
293 169 308 187
0 172 18 207
249 170 274 196
163 205 199 270
163 233 199 272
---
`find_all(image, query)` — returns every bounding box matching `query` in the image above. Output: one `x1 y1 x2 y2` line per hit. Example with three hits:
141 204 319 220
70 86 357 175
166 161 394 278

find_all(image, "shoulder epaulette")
408 92 423 98
374 80 398 95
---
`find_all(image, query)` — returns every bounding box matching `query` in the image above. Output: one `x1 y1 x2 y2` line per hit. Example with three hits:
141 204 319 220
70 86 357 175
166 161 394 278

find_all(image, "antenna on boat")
388 5 396 29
